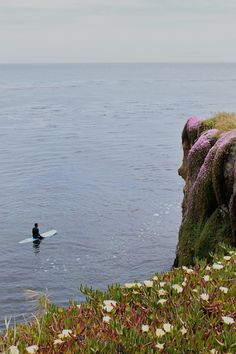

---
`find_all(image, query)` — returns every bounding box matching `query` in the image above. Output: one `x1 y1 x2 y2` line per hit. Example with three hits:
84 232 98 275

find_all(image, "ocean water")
0 63 236 327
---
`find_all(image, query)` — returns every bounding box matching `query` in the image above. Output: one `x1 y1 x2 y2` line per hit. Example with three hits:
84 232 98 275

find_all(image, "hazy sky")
1 0 236 63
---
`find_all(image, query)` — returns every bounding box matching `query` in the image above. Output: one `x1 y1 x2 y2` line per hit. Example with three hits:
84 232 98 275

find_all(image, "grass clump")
0 245 236 353
202 112 236 133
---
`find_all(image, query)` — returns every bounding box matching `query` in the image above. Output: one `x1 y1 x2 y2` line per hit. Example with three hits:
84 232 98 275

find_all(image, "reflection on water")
32 240 41 254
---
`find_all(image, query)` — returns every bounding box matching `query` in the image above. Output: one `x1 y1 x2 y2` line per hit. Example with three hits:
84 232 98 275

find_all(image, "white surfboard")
19 229 57 244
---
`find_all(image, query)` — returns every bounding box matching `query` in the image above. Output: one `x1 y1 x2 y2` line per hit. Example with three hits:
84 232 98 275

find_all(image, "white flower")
153 276 158 281
200 293 209 301
58 329 72 339
206 265 211 271
163 322 173 333
187 269 194 274
158 289 167 296
103 305 113 312
158 299 167 305
141 324 149 333
103 315 111 323
192 288 198 293
186 268 194 274
203 275 210 282
103 300 117 307
135 283 142 288
172 284 183 293
180 326 187 335
222 316 234 325
210 350 218 354
182 281 187 287
155 328 165 337
144 280 153 288
125 282 142 288
103 300 117 312
212 263 223 270
223 256 231 261
124 283 135 288
77 304 81 309
160 282 166 287
53 339 64 345
133 290 139 294
219 286 228 294
155 342 165 350
9 346 19 354
182 266 193 273
26 346 38 354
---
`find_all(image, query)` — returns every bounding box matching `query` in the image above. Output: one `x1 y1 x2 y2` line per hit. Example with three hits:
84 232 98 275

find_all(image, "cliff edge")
174 113 236 266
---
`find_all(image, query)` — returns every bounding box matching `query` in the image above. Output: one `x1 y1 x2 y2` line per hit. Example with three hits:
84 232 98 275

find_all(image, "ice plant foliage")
0 247 235 353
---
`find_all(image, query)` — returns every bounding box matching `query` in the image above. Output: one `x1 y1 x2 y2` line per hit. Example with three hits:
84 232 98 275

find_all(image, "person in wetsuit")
32 223 43 240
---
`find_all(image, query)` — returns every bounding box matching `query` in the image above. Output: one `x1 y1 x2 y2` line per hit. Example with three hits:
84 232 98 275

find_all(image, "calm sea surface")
0 63 236 326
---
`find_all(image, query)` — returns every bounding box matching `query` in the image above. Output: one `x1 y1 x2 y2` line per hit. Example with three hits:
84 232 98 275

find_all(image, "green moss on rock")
175 113 236 266
195 208 232 262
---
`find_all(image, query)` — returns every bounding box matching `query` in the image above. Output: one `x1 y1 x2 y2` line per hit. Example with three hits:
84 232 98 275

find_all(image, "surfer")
32 223 44 240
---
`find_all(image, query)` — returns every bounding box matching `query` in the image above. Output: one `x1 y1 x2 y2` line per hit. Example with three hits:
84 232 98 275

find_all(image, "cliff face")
174 113 236 266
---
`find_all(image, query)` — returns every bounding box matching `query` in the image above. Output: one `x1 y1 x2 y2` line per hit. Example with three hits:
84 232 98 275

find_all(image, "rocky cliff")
174 113 236 266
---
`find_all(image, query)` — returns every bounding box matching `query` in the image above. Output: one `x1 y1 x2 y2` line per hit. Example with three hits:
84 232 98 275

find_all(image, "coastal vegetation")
1 114 235 353
0 245 235 353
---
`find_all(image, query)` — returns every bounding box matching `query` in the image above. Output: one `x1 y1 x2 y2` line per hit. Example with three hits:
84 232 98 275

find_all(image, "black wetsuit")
32 227 42 239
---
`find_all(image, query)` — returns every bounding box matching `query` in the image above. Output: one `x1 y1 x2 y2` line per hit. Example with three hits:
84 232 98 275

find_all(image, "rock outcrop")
174 113 236 266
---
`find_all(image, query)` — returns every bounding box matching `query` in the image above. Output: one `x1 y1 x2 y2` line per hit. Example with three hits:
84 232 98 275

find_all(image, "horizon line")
0 61 236 65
